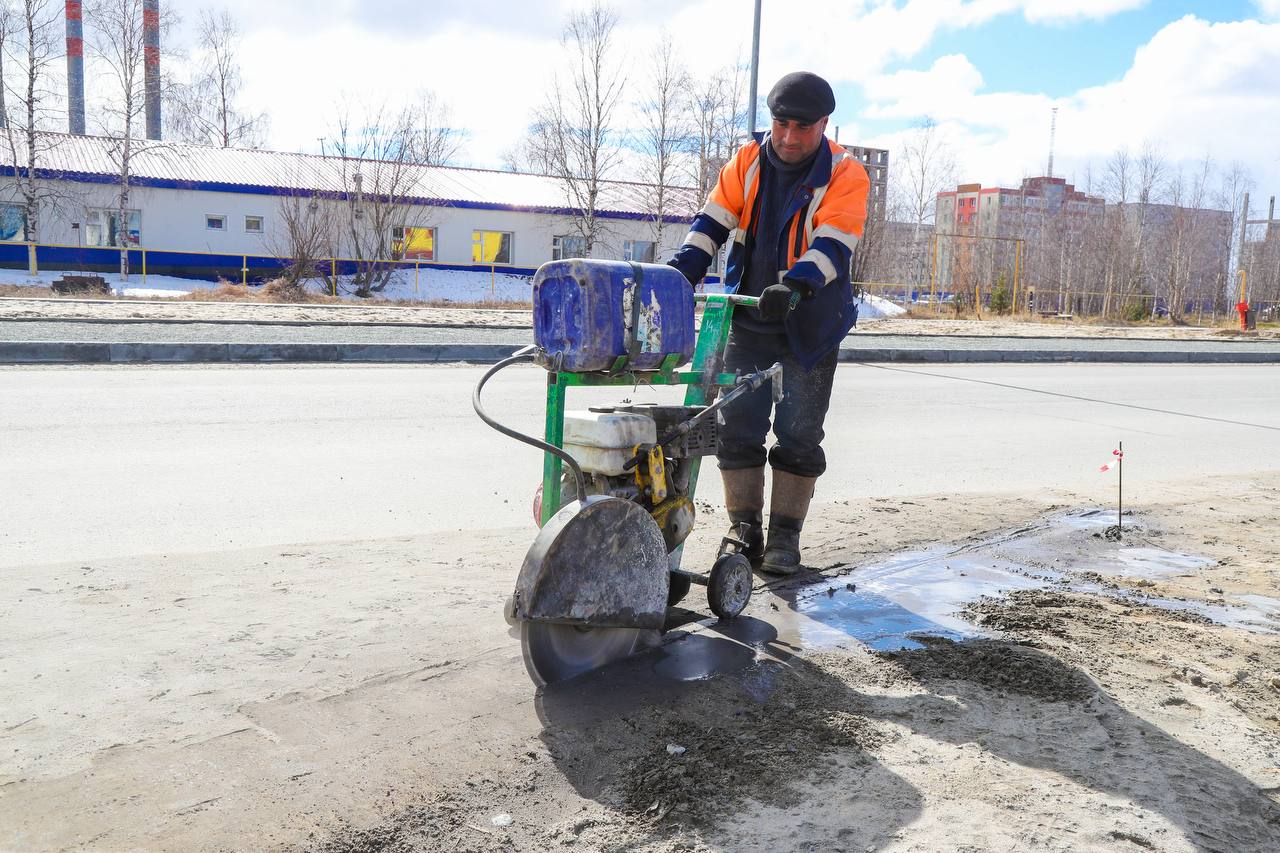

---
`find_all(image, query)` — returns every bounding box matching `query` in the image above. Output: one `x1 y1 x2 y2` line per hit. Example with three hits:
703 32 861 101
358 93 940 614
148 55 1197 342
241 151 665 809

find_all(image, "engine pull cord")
472 345 589 501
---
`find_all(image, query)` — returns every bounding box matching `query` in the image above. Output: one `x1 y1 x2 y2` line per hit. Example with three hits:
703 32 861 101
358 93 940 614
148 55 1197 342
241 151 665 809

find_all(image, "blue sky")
919 1 1257 95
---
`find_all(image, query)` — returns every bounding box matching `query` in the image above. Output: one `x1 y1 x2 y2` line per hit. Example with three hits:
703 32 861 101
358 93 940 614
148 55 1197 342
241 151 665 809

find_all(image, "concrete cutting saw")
472 259 781 685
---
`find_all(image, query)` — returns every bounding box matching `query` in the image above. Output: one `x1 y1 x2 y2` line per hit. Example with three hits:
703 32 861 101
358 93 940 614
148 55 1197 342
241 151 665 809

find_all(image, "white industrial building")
0 132 707 280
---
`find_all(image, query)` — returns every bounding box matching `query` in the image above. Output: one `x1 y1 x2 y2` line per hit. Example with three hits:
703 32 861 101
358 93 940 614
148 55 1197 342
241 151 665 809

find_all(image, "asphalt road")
3 362 1278 568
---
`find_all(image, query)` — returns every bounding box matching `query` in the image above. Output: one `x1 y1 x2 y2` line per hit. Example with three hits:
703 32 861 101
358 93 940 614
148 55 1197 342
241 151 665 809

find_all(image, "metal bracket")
631 443 668 503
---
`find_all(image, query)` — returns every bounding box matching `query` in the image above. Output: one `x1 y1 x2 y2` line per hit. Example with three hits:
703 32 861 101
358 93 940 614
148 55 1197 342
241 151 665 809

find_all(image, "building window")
85 208 141 247
472 230 512 264
623 239 656 263
392 226 436 260
245 215 264 233
552 234 586 260
206 214 227 231
0 205 25 242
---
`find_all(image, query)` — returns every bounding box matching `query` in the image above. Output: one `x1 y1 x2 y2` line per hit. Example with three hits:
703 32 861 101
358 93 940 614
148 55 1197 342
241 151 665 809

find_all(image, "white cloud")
213 0 1155 167
235 23 557 167
858 16 1280 196
1019 0 1149 24
1256 0 1280 20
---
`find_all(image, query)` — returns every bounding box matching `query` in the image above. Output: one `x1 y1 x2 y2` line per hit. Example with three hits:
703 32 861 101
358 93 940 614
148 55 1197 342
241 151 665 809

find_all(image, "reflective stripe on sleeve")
683 230 718 256
812 224 861 253
798 247 839 284
702 200 739 231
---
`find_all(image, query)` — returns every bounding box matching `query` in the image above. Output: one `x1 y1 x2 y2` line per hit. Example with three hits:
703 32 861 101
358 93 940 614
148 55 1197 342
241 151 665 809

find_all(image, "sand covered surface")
3 472 1278 851
0 295 532 327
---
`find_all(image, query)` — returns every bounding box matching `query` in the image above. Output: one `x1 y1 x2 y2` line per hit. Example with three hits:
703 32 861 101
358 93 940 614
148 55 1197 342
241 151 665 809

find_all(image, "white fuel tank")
563 410 657 476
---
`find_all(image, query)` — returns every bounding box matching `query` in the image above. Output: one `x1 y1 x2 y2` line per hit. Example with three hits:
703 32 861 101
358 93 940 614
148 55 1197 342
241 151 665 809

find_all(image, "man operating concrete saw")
668 71 870 575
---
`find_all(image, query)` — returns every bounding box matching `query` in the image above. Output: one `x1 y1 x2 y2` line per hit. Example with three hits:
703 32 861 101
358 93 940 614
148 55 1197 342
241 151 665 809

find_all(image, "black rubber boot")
760 514 803 575
759 470 816 575
721 467 765 564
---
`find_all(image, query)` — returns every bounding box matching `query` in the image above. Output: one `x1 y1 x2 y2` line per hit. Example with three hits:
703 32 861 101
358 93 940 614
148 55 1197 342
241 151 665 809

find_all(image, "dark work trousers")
716 327 839 478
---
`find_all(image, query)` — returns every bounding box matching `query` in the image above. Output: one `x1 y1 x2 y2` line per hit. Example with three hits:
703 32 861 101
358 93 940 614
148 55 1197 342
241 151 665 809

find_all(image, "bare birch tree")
1216 160 1254 304
0 5 9 130
0 0 66 274
166 8 266 148
893 118 957 287
267 189 336 291
1098 148 1134 316
523 1 625 256
85 0 175 281
633 30 691 255
687 62 747 202
410 89 463 167
1161 156 1219 322
1129 144 1168 314
896 119 956 231
325 103 423 296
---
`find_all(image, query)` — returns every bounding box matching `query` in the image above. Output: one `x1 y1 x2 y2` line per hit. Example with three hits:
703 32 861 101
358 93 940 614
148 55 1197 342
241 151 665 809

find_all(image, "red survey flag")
1099 448 1123 473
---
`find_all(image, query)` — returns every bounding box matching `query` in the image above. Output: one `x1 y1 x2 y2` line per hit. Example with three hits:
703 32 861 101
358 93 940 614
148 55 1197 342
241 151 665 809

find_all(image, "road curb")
3 341 1280 365
838 349 1280 364
0 315 532 330
0 342 525 364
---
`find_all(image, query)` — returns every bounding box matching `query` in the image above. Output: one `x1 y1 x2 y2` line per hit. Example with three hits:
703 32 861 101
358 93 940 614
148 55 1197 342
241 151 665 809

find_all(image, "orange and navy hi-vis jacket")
668 132 870 370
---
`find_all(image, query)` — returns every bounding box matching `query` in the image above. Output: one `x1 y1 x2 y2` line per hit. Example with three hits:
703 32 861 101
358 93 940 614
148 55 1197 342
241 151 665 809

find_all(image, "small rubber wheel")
708 553 752 619
667 572 692 607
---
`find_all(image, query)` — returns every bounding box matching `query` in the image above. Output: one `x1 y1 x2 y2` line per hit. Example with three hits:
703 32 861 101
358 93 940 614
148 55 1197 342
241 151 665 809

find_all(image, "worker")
668 71 869 575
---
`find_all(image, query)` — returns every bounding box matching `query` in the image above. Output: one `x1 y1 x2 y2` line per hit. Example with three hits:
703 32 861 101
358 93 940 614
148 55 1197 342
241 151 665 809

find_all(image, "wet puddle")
788 553 1047 651
762 508 1280 655
1109 548 1212 578
640 509 1279 684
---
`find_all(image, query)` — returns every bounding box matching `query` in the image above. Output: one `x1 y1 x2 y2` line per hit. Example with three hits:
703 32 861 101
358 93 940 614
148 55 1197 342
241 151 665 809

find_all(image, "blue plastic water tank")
533 259 695 372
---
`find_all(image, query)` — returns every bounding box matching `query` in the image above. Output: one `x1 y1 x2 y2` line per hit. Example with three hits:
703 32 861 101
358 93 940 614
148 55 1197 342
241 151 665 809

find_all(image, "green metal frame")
540 294 757 573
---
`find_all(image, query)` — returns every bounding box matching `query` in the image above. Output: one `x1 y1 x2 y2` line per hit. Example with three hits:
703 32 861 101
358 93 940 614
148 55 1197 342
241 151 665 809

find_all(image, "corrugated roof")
1 132 700 219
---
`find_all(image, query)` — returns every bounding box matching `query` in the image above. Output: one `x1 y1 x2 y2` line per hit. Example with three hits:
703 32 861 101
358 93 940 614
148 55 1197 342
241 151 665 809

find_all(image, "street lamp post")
746 0 762 138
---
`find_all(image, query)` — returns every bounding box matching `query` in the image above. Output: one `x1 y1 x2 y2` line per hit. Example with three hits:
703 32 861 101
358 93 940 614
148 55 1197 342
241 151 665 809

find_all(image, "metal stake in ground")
1118 440 1123 532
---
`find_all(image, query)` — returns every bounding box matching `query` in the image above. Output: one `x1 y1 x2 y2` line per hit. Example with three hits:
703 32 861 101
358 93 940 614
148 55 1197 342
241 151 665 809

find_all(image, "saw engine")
547 403 718 553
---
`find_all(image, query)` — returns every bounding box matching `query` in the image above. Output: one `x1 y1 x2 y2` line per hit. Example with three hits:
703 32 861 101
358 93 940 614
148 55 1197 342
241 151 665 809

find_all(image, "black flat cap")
767 72 835 122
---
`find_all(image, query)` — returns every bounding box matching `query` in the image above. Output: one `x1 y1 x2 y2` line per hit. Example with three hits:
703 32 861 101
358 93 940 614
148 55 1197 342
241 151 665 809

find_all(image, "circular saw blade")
520 622 655 686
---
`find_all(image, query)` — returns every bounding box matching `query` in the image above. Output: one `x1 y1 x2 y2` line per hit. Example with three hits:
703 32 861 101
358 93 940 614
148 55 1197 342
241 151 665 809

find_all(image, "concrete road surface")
3 362 1280 850
3 362 1278 568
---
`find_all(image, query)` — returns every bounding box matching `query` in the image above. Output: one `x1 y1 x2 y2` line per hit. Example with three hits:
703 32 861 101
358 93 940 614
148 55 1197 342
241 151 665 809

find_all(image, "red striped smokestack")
66 1 85 135
144 0 160 139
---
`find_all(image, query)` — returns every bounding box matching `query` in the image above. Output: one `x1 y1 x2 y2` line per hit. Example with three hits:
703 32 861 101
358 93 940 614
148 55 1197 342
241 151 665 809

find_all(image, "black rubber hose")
472 346 589 502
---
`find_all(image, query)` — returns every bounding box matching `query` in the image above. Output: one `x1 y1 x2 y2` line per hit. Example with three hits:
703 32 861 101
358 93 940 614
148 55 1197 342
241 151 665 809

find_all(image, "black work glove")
758 281 804 322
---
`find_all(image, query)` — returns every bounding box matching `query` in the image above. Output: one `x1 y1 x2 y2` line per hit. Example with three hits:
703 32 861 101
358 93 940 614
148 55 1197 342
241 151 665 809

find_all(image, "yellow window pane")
404 227 434 260
472 230 509 263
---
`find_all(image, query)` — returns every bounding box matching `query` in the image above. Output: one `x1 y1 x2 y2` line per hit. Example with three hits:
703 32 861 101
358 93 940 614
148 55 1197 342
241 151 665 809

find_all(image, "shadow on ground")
536 601 1280 850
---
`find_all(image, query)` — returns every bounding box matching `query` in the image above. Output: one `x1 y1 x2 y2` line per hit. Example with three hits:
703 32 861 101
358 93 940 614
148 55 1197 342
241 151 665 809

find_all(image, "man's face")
770 115 828 164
